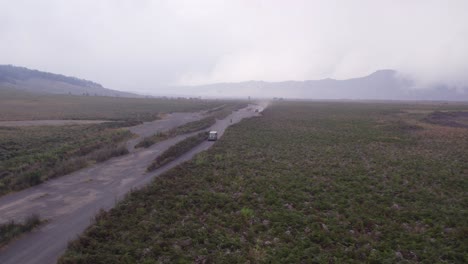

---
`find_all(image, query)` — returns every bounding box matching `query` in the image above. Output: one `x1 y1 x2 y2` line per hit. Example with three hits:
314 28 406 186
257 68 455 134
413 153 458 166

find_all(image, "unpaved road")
126 112 204 151
0 105 262 264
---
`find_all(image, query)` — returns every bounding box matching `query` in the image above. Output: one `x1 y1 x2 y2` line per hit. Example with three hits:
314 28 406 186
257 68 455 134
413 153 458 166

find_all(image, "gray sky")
1 0 467 94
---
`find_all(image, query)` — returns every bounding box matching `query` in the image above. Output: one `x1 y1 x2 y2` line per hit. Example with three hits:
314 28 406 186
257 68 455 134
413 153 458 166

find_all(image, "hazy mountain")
0 65 141 97
3 65 467 101
179 70 468 101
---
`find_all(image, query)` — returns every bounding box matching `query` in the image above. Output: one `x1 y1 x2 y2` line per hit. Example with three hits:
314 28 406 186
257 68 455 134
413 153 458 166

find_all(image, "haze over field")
1 0 468 99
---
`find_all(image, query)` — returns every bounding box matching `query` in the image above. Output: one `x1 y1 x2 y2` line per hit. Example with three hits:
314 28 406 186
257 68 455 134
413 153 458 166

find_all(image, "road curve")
0 105 262 264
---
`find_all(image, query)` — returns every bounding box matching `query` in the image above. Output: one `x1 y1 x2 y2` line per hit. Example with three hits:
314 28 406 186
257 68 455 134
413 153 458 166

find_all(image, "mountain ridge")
178 70 468 101
0 65 142 98
2 65 467 101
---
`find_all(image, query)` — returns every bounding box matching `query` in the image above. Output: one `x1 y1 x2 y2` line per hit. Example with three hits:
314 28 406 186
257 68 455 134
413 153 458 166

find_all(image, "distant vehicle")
208 131 218 141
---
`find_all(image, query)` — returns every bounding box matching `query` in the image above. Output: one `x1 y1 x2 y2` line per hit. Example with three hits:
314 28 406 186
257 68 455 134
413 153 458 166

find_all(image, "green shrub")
135 132 169 149
0 214 42 247
147 132 208 171
240 207 254 219
91 144 129 162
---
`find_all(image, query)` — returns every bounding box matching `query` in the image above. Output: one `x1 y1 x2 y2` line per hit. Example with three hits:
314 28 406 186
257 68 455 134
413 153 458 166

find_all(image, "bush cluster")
147 132 208 171
0 214 41 247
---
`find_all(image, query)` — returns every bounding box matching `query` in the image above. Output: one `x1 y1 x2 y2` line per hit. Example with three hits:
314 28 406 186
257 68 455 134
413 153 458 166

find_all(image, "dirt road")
126 112 204 151
0 105 261 264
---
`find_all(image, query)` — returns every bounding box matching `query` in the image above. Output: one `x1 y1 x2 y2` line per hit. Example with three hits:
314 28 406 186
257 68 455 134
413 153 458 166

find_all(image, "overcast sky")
1 0 467 94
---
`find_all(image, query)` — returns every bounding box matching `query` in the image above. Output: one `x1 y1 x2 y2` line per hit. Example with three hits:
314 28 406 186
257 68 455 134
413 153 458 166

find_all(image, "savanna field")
59 101 468 263
0 90 228 195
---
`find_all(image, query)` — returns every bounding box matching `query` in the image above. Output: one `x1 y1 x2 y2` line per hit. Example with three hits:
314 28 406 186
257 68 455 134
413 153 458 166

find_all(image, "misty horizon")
3 64 467 101
1 1 468 97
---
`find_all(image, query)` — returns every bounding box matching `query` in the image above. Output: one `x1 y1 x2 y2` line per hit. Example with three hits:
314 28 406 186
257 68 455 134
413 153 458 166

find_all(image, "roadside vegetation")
135 132 170 148
60 101 468 263
136 103 248 148
0 122 132 195
134 117 215 149
0 214 41 248
171 116 216 135
147 132 208 171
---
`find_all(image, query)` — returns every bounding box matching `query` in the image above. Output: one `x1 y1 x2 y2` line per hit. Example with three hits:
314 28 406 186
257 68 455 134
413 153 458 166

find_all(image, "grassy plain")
0 122 132 195
0 88 224 121
57 101 467 263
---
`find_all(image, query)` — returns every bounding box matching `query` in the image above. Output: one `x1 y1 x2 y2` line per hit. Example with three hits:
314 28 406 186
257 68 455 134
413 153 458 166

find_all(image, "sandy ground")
0 105 264 264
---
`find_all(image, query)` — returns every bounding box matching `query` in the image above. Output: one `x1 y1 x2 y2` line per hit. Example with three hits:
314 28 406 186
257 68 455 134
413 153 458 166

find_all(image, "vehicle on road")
208 131 218 141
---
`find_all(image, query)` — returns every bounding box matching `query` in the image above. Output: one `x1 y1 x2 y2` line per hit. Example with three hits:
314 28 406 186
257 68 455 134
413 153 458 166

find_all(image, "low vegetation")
172 116 217 135
147 132 208 171
135 132 170 148
134 117 215 149
0 91 233 195
0 88 225 122
209 103 248 119
0 123 132 195
136 103 247 148
424 110 468 128
0 214 41 247
60 101 468 263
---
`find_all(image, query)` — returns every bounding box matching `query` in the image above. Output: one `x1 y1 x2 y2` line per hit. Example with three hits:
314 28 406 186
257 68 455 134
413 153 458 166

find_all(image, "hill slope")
0 65 140 97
